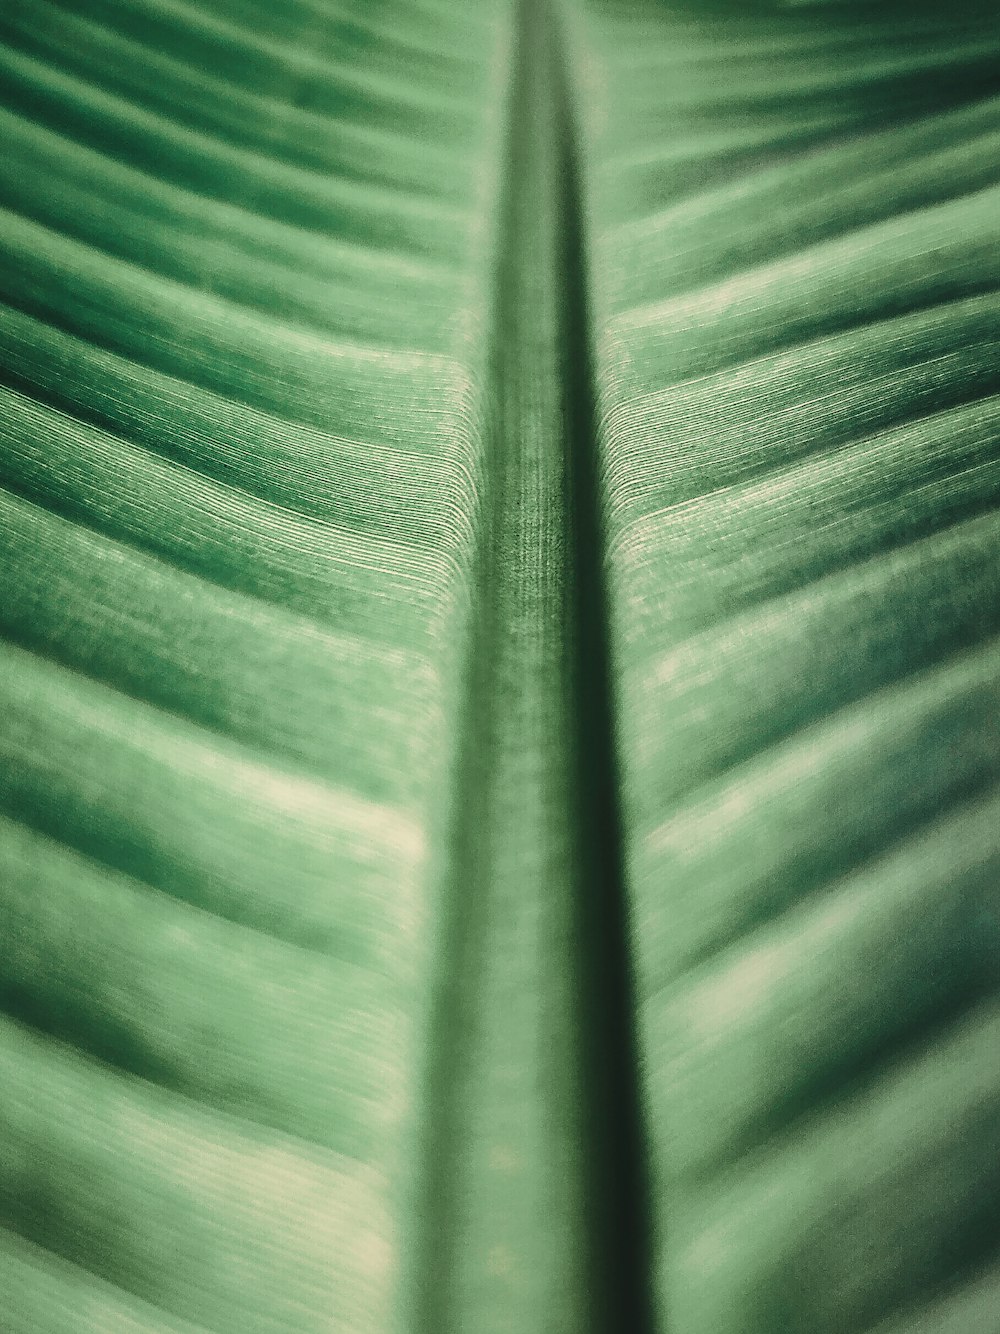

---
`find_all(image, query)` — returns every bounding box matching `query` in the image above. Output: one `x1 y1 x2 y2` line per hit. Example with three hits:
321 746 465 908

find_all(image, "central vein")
417 2 652 1330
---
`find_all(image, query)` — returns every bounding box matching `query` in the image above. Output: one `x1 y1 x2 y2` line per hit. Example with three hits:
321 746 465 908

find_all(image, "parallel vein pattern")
0 1 510 1330
568 2 1000 1331
4 0 1000 1331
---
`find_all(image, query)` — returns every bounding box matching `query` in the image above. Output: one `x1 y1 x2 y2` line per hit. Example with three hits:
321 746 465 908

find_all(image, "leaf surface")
2 1 1000 1332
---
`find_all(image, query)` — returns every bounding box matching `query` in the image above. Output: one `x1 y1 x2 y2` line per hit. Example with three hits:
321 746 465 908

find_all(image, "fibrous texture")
1 1 999 1332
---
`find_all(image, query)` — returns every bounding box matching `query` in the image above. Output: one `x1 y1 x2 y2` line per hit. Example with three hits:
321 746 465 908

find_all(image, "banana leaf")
1 0 998 1331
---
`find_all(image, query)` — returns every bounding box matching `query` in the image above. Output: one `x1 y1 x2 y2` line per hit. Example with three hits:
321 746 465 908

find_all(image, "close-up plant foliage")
1 0 999 1331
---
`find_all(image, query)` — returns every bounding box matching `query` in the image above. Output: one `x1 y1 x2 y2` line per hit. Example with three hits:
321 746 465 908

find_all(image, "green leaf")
569 2 1000 1331
1 1 999 1332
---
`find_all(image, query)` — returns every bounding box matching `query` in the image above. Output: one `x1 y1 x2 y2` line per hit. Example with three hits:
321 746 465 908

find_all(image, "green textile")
1 0 999 1331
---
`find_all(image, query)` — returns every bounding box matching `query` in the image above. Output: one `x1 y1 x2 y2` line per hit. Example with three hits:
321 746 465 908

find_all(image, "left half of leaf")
0 1 511 1330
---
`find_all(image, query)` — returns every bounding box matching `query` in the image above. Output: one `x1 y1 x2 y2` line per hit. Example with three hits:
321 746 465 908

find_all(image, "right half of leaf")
565 2 1000 1331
